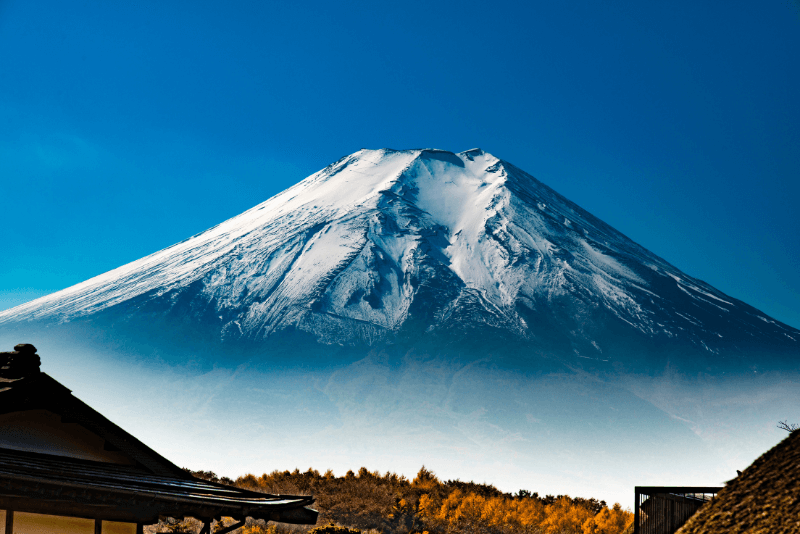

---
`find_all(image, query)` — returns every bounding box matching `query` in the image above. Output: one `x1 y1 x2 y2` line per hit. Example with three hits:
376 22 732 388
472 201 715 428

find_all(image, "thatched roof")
676 429 800 534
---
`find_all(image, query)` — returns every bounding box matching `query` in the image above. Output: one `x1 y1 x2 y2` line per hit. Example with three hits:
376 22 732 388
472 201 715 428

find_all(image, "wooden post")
95 519 102 534
5 510 13 534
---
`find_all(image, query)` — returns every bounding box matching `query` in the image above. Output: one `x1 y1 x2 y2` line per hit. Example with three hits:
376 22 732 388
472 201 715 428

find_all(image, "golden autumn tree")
230 465 631 534
435 489 464 530
418 493 441 524
540 497 592 534
582 503 633 534
413 466 441 492
451 493 486 533
514 498 546 533
479 496 510 529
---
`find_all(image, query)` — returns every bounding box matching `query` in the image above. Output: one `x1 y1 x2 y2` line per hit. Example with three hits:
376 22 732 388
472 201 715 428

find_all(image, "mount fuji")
2 148 798 506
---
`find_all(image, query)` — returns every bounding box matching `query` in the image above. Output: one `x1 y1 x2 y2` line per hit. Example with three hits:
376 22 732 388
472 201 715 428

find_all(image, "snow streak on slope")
1 148 797 353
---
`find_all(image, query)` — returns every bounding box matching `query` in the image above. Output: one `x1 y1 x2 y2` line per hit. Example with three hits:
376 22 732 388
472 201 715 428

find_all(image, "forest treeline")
157 467 632 534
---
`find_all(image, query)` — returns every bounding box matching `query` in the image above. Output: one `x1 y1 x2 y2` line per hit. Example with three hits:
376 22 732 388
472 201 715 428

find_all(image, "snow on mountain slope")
1 148 797 357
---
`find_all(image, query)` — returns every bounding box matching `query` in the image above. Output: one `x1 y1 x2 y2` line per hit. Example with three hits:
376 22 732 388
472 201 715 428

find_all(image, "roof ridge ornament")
0 343 41 379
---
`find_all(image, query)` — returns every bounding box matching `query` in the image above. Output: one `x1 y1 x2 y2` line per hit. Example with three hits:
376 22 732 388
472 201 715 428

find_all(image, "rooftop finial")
0 343 41 379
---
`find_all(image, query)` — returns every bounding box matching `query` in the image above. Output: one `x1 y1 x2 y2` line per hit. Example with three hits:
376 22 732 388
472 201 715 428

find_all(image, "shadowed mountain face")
1 148 798 506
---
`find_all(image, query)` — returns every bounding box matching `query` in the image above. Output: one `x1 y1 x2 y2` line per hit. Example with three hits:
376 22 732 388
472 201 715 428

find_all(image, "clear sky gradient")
1 1 798 329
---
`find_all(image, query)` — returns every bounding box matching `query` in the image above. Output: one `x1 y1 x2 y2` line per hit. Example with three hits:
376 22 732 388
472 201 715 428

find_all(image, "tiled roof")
0 447 317 524
0 447 310 508
0 347 317 525
1 371 187 478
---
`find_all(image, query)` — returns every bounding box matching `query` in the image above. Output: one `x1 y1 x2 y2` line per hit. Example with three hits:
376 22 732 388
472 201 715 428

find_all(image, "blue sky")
1 0 799 328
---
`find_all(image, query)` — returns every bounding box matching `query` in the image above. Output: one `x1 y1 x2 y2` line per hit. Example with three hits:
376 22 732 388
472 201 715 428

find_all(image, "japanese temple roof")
0 370 188 478
0 344 318 525
0 447 316 524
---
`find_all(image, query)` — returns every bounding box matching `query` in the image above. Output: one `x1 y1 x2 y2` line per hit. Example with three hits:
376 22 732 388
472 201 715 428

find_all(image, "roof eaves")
0 373 188 478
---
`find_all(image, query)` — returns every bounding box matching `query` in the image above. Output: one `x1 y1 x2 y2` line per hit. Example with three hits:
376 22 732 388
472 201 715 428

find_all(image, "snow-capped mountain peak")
1 148 796 361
